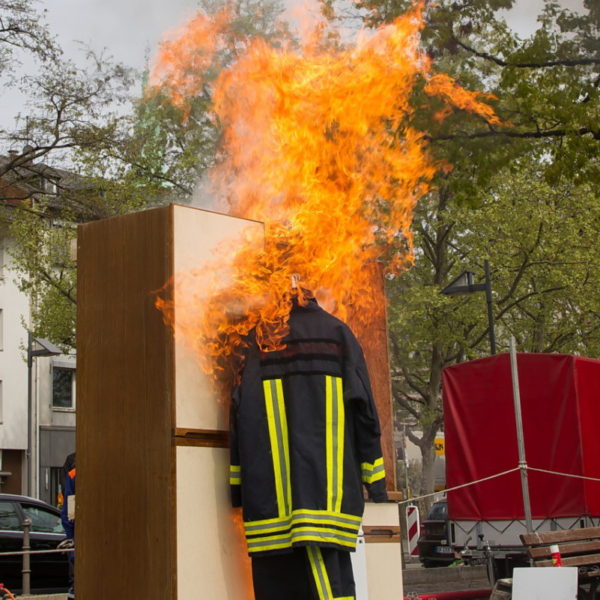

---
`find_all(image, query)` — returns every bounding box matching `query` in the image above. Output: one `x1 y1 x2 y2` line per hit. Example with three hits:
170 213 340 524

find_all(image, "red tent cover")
443 353 600 521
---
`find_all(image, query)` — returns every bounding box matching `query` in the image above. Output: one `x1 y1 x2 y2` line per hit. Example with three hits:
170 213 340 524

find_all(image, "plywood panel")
77 205 175 599
176 445 253 600
350 264 397 492
172 206 264 432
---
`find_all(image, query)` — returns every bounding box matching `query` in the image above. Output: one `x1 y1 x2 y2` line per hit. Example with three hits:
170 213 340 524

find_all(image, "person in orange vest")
60 456 76 600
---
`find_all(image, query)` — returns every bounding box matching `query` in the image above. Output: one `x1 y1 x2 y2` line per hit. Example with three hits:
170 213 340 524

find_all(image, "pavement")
402 564 490 597
17 595 66 600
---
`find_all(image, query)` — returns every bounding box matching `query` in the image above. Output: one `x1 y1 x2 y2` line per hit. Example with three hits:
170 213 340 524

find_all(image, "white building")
1 167 76 505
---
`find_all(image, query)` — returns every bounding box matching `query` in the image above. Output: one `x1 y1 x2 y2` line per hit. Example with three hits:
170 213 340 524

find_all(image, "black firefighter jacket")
229 296 388 557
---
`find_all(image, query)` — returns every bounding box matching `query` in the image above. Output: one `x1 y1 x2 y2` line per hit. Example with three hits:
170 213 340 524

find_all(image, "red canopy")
443 353 600 520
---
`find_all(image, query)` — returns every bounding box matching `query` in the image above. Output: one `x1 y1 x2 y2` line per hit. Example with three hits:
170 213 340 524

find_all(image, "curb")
17 595 67 600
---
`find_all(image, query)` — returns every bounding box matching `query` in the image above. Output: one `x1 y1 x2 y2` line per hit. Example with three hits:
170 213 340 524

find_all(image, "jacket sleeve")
229 385 242 507
346 340 388 503
61 471 75 539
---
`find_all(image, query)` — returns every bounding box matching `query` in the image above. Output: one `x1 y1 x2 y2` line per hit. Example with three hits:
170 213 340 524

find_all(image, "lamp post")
26 334 61 497
441 259 496 355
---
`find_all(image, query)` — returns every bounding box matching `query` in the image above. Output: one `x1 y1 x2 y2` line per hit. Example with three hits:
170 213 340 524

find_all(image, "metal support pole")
509 336 533 534
22 518 32 594
403 424 410 500
26 333 33 497
484 260 496 355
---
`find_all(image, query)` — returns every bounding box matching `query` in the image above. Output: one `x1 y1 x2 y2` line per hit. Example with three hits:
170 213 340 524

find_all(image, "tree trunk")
420 437 438 512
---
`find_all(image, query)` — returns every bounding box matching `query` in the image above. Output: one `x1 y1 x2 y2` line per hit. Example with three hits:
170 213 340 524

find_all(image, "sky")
40 0 585 68
39 0 584 70
0 0 586 141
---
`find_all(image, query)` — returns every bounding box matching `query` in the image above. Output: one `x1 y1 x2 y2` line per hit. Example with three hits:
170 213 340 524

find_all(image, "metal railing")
0 520 74 595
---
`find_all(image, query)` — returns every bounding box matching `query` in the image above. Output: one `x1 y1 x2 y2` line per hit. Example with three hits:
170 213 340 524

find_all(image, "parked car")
416 499 455 568
0 493 69 593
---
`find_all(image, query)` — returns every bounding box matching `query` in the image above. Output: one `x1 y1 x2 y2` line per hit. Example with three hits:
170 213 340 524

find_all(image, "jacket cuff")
367 479 388 503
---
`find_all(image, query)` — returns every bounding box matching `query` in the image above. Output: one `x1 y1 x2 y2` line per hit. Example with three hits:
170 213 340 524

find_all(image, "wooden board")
172 206 264 432
350 264 397 492
77 205 176 599
176 446 253 599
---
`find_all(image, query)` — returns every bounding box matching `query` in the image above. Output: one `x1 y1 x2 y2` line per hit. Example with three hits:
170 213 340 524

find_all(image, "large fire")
151 1 501 374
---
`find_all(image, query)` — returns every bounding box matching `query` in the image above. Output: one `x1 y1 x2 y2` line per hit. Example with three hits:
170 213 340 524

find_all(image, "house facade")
1 155 76 505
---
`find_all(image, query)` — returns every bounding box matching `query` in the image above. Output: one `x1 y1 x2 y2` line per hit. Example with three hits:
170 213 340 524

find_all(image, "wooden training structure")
76 204 401 599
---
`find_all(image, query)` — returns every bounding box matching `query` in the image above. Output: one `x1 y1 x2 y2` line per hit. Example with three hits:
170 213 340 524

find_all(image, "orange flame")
151 1 502 373
149 8 232 112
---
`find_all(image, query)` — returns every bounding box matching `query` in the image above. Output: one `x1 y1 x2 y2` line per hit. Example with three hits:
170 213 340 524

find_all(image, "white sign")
512 567 577 600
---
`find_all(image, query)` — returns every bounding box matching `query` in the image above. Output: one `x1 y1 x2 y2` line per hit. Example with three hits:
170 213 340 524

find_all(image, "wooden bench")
520 527 600 599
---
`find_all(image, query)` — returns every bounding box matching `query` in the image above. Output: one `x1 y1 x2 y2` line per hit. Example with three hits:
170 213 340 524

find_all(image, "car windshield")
427 501 447 520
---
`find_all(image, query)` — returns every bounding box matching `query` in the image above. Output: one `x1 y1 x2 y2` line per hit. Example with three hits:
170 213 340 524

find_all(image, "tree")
354 0 599 186
1 0 292 350
0 0 59 73
308 0 599 498
387 161 600 497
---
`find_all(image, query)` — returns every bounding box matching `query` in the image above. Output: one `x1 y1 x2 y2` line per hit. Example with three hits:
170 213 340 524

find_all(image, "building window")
52 367 74 409
0 380 2 423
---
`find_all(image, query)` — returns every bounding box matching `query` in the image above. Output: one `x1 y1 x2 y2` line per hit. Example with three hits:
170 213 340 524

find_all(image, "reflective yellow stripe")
277 378 292 513
326 376 333 512
243 509 362 536
307 546 333 600
246 526 357 554
249 526 357 544
361 457 384 472
248 534 356 554
326 375 345 513
229 465 241 485
245 514 361 535
361 457 385 484
291 508 361 522
335 376 344 513
263 379 291 517
307 546 355 600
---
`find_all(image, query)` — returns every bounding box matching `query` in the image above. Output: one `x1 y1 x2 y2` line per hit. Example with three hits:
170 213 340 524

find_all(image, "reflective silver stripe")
246 526 358 551
293 511 359 529
307 546 333 600
244 511 361 534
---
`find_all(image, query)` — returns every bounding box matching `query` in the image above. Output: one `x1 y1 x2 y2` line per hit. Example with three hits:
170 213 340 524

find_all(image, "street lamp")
441 259 496 355
26 334 61 497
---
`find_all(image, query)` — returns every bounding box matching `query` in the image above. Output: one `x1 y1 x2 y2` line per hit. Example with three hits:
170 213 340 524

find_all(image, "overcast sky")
40 0 584 70
0 0 585 141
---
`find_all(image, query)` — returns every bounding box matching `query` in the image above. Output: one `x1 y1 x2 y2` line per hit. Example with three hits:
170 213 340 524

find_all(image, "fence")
0 519 73 595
